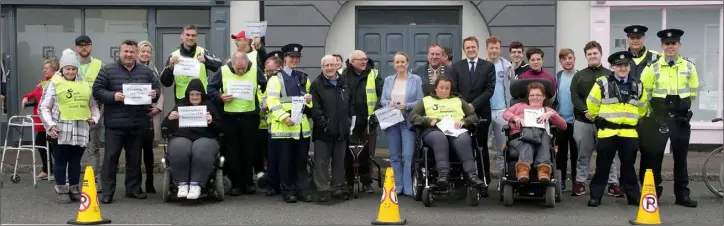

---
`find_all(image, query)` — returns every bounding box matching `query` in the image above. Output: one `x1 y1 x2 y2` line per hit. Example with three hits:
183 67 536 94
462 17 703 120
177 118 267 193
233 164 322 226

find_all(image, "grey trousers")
509 134 552 166
573 120 619 183
85 118 102 190
313 139 347 192
167 137 219 186
423 130 476 174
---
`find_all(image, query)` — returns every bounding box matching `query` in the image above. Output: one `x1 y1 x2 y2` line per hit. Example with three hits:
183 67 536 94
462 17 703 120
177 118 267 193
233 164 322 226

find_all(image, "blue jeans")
384 122 415 196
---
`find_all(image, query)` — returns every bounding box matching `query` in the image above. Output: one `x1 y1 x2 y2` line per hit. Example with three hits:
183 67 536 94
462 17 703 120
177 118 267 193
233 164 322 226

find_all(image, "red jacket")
23 79 50 132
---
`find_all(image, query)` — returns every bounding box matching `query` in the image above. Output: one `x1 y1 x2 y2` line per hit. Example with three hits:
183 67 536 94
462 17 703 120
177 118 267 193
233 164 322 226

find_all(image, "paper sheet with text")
290 96 305 125
178 105 207 128
227 81 254 101
436 116 467 137
173 57 201 77
374 106 404 130
122 83 152 105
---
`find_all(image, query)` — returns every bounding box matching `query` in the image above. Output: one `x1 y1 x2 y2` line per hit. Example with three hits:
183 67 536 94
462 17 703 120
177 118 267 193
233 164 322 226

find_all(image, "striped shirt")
39 75 101 147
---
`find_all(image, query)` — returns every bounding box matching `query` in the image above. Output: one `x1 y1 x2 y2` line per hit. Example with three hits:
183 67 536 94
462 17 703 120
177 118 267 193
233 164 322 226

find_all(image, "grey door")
155 28 209 116
356 26 461 148
1 10 16 143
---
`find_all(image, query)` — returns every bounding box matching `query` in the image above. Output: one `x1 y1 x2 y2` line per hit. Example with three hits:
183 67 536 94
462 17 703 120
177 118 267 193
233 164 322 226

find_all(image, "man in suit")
413 44 449 96
449 36 495 197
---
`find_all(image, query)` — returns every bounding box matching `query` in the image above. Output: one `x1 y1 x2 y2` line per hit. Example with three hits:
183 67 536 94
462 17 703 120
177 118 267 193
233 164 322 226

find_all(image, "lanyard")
78 57 93 78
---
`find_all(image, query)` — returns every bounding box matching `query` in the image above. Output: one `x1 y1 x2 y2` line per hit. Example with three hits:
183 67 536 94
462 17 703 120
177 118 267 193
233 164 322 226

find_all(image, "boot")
467 173 485 188
436 169 449 188
537 164 552 182
69 185 82 201
515 162 531 182
145 179 156 194
54 185 72 204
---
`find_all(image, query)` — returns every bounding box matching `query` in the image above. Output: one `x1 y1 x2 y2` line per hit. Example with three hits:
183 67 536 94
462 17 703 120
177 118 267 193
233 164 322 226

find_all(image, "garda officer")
74 35 104 193
585 51 647 207
258 51 284 196
623 25 661 80
639 28 699 207
160 25 223 104
207 51 266 196
266 43 314 203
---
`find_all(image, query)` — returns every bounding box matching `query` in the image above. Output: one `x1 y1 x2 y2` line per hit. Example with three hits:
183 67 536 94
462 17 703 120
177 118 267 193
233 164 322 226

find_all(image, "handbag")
519 127 544 145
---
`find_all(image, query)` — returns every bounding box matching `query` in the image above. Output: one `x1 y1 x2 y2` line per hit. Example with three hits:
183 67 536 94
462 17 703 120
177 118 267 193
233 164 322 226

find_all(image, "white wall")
556 1 591 71
326 1 489 60
229 1 260 54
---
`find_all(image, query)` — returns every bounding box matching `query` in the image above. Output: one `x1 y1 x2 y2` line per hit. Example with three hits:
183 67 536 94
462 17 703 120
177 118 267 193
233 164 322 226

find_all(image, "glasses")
528 94 545 97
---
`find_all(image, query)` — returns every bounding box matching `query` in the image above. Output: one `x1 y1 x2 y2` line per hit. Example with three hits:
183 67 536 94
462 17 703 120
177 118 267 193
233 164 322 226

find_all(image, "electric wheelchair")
411 121 488 207
159 127 230 202
499 79 563 208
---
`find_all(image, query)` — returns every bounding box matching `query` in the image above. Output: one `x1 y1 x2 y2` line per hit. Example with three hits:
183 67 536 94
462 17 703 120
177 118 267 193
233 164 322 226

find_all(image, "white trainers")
186 185 201 200
177 185 189 198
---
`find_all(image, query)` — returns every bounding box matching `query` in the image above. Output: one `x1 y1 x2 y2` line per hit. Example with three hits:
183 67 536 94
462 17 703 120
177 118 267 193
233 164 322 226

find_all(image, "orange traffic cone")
629 169 661 225
372 167 406 225
68 166 111 225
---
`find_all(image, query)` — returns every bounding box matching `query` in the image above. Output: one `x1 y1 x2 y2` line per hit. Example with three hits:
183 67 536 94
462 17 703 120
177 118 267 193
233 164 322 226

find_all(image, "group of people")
20 23 699 209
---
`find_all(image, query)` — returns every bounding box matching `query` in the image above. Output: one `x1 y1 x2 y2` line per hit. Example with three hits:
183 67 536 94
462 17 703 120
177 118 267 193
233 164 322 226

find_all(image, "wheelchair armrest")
502 125 510 136
161 126 172 139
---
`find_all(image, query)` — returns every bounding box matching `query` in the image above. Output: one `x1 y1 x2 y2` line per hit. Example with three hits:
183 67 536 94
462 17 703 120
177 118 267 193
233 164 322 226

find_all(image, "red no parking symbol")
78 192 90 212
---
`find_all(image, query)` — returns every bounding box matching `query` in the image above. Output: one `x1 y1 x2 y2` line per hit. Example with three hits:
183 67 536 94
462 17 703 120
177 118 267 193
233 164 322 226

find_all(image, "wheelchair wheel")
353 182 360 199
554 169 562 202
10 174 20 183
421 187 433 207
161 170 172 202
412 168 422 201
223 176 232 195
544 186 555 208
502 184 514 207
465 186 480 207
213 170 224 201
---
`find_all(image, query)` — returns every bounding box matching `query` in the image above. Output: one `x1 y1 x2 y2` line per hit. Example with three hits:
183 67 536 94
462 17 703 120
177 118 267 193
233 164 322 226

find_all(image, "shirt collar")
616 75 629 83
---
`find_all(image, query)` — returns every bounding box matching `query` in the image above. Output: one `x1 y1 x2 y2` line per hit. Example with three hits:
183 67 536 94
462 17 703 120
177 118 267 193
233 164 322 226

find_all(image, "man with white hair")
207 51 267 196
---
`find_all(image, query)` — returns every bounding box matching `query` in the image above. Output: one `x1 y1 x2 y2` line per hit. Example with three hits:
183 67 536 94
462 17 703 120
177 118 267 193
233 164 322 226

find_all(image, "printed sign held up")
122 83 152 105
245 21 267 37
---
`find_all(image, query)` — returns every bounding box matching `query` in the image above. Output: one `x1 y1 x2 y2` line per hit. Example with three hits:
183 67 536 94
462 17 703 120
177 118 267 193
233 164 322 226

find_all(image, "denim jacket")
380 72 424 116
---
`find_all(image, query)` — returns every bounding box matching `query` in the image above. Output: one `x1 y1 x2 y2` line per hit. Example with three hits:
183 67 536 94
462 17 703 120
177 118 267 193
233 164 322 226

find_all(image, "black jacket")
162 79 221 141
341 60 383 129
92 61 161 130
571 65 611 123
310 73 354 141
448 58 496 119
159 43 223 95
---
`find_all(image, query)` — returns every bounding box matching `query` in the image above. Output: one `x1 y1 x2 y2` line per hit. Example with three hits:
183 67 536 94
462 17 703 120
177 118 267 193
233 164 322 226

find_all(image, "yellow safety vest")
171 46 208 99
247 50 258 65
365 69 379 115
258 82 270 129
586 76 648 138
265 74 313 140
220 65 257 113
80 58 103 85
632 49 660 66
422 96 465 121
52 76 92 121
641 55 698 100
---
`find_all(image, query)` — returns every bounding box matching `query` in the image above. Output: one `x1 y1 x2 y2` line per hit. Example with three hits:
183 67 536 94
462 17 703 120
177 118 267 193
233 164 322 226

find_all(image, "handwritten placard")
173 57 200 77
178 105 207 128
374 106 404 130
122 83 152 105
228 81 254 100
245 21 267 37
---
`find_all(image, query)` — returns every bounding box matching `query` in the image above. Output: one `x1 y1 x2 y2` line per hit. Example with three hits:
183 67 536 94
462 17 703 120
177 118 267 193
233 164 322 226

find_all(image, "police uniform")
266 50 284 64
623 25 661 81
585 51 647 207
266 43 314 203
638 29 698 207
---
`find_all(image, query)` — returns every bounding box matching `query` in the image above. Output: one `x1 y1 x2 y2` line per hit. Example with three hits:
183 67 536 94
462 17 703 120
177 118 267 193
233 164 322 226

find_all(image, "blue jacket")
380 73 424 114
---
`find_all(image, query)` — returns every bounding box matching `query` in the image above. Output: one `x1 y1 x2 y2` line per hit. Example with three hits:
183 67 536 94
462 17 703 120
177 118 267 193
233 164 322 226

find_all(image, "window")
156 10 210 26
357 8 461 25
85 9 149 63
16 8 82 99
609 9 662 52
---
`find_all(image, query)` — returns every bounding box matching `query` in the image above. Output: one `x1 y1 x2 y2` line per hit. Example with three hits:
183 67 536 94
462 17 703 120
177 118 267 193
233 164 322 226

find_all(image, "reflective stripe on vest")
172 46 208 99
649 60 695 97
221 65 257 112
590 78 643 122
422 96 465 121
266 75 311 139
81 58 103 85
52 76 92 121
365 69 379 115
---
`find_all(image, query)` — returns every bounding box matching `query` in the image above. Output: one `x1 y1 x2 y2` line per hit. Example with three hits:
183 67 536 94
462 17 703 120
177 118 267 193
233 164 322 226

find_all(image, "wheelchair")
499 79 563 208
159 128 229 202
411 122 488 207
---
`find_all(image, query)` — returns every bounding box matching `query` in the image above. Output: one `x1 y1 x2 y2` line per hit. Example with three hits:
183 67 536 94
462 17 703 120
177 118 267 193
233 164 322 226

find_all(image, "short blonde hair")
43 56 60 71
138 40 154 54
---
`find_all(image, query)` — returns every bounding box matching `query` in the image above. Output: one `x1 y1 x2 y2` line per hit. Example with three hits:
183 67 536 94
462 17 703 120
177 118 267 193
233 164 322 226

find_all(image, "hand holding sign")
178 106 207 128
173 57 201 77
122 83 152 105
245 21 267 37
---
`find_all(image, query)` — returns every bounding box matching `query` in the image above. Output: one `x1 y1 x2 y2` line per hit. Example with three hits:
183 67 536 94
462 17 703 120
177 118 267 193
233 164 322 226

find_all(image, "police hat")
624 25 648 38
267 50 283 59
657 28 684 43
607 51 634 65
281 43 303 57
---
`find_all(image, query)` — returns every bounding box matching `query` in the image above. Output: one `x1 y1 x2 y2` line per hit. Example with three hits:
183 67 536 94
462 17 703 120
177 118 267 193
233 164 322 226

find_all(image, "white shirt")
467 58 478 71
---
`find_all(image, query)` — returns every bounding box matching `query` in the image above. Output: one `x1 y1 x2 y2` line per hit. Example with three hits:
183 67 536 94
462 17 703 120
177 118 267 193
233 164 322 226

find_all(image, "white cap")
59 48 80 69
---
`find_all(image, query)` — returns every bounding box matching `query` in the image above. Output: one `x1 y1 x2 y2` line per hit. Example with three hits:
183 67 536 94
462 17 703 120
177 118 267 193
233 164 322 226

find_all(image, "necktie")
469 61 475 72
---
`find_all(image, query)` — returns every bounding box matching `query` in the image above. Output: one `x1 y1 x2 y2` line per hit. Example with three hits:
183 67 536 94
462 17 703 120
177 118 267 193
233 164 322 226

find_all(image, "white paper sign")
245 21 267 37
290 96 305 124
698 90 720 111
228 81 254 100
173 57 200 77
523 109 546 128
122 83 152 105
436 116 468 137
178 105 207 128
374 106 405 130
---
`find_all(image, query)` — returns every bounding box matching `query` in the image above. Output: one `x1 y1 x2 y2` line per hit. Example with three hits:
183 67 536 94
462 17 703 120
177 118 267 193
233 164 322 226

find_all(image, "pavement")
0 146 721 181
0 174 722 225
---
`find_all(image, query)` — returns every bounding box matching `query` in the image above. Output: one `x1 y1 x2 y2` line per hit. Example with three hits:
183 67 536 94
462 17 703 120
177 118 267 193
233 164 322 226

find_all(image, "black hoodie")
162 78 222 141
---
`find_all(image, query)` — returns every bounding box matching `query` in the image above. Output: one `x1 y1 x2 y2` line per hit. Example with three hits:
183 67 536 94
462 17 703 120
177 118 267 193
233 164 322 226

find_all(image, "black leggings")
35 132 53 174
141 129 154 185
555 122 577 182
423 130 476 174
50 139 84 186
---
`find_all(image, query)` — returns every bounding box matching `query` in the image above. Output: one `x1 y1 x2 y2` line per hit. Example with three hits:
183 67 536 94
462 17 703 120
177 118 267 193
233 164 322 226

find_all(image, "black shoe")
125 192 147 199
587 199 600 207
627 199 639 206
284 195 297 203
436 172 449 188
266 189 279 196
101 196 113 204
333 190 349 200
229 188 243 196
675 198 698 208
317 192 330 202
300 195 314 202
243 185 257 195
467 173 485 188
145 184 156 194
479 187 489 198
362 184 373 194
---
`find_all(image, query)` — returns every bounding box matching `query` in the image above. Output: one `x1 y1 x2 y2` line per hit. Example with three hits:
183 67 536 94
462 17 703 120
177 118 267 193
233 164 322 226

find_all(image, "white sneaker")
186 185 201 200
177 185 189 198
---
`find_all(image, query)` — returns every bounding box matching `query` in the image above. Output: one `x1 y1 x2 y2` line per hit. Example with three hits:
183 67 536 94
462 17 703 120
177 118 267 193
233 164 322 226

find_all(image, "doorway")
1 9 17 143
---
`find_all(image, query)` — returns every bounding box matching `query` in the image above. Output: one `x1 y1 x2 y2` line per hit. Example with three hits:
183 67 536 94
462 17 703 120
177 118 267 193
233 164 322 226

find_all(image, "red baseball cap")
231 31 252 40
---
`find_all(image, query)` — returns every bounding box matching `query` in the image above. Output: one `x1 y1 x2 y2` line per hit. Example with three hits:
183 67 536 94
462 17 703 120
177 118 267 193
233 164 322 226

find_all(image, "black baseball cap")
75 35 92 45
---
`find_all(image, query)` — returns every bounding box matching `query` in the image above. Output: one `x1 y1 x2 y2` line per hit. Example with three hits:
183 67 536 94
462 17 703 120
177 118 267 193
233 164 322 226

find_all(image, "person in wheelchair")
502 81 567 182
409 76 485 188
162 78 222 199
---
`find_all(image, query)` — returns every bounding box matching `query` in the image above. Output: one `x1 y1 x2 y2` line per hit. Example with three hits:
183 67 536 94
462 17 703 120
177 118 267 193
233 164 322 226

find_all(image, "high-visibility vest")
265 74 312 139
422 96 465 121
257 83 269 129
171 46 208 99
220 65 257 113
629 48 660 81
586 75 647 138
365 69 379 115
640 54 699 114
52 76 92 121
80 58 103 85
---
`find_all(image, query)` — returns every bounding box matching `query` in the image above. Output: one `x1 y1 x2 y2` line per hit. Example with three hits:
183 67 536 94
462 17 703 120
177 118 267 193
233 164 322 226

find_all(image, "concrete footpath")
0 146 720 181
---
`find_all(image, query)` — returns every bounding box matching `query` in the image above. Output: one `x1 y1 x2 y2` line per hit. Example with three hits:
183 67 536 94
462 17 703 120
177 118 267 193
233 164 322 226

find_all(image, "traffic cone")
68 166 111 225
629 169 661 225
372 167 406 225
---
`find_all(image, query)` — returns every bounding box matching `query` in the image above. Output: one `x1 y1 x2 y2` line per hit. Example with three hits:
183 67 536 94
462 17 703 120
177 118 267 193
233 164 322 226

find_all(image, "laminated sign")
179 105 208 128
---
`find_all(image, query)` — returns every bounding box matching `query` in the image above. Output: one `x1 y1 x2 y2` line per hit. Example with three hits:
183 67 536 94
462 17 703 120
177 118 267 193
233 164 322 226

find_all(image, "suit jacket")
449 57 496 119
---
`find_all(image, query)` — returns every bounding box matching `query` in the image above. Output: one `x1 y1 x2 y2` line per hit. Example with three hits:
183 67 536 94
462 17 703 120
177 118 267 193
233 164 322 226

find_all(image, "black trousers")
222 115 259 189
589 136 640 202
277 137 311 197
102 127 144 197
50 139 83 186
254 129 268 174
555 122 578 183
140 128 154 187
639 117 691 199
35 132 53 174
345 125 377 185
475 118 492 185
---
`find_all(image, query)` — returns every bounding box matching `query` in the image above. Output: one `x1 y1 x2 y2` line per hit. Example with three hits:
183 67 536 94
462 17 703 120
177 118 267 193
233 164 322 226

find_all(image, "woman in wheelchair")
409 76 485 188
162 78 222 199
502 82 567 183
